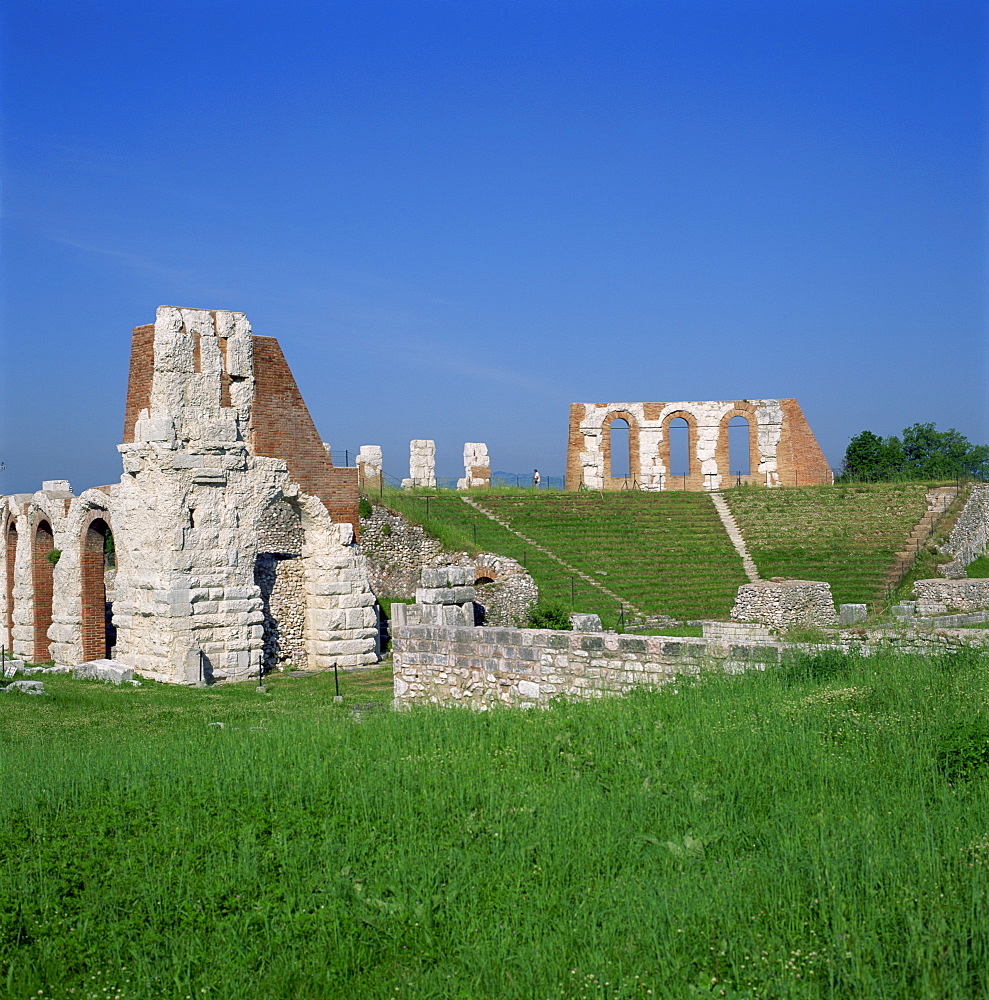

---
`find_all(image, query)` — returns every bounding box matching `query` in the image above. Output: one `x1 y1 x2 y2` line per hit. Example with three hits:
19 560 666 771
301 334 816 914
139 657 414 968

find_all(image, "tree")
840 423 989 482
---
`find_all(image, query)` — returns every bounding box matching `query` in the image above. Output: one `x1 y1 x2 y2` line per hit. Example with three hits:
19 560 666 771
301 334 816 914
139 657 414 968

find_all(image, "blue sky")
1 0 985 493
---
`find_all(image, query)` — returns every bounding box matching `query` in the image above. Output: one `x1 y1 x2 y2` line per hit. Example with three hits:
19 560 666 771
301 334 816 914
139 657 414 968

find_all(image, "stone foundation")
730 580 839 629
913 578 989 613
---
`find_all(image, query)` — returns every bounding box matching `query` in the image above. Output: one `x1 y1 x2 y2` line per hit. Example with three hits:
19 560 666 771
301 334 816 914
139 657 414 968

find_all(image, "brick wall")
80 515 110 661
249 336 360 535
4 521 15 648
122 324 155 444
778 399 832 486
565 403 585 490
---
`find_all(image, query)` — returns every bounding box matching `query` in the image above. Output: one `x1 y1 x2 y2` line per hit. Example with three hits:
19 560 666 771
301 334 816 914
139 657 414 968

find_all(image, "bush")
936 721 989 782
526 603 572 630
358 496 373 519
46 549 61 566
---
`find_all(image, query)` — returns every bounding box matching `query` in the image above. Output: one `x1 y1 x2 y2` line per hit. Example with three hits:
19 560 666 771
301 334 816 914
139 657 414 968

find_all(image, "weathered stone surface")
570 613 602 632
839 604 868 625
938 484 989 578
730 580 839 628
456 443 490 489
913 579 989 613
72 659 134 684
401 440 436 488
3 680 47 695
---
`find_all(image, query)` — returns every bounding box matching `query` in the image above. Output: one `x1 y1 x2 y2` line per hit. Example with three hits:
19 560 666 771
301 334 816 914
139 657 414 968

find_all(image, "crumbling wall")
402 440 436 488
112 306 377 683
457 443 491 489
565 399 831 491
913 579 989 613
730 580 839 629
938 484 989 578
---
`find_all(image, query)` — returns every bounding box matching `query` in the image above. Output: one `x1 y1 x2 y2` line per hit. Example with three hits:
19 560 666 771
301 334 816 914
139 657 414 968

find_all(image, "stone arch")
81 516 114 661
600 410 640 488
4 518 15 649
254 495 307 673
715 404 760 486
32 519 55 661
660 409 704 489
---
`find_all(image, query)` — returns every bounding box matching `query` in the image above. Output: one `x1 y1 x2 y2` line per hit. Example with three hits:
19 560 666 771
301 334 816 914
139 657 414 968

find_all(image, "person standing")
533 469 541 488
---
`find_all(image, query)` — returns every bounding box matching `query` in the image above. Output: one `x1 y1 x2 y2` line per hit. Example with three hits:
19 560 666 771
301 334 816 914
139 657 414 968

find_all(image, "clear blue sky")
1 0 985 493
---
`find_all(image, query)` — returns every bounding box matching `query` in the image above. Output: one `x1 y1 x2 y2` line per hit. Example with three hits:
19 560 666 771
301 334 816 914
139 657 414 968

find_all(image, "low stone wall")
731 580 839 628
913 578 989 613
393 624 784 708
393 622 989 709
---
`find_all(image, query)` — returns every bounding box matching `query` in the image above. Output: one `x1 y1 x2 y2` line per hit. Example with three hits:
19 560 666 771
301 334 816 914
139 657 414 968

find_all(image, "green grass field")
380 489 747 623
722 482 956 609
3 651 989 999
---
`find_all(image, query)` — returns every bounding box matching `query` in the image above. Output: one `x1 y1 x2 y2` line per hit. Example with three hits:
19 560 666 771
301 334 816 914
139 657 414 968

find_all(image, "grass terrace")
723 482 952 609
3 651 989 998
380 488 747 623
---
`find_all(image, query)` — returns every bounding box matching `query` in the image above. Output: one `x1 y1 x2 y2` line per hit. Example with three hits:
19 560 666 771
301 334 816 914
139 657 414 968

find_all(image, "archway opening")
82 518 114 661
609 418 630 478
32 521 55 661
255 499 307 674
728 416 751 477
474 575 495 586
668 417 691 477
5 522 16 649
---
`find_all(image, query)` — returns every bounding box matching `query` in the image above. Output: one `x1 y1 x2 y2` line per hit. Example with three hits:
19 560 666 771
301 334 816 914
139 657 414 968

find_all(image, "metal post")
425 496 430 520
198 649 205 686
345 449 349 467
571 577 575 608
333 661 341 703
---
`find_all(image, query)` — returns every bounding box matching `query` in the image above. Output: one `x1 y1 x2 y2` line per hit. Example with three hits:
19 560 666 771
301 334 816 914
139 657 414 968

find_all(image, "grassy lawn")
380 490 747 623
3 651 989 999
724 482 955 609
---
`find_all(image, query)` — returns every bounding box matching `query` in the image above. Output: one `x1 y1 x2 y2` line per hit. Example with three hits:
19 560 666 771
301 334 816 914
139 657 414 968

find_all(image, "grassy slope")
381 489 747 622
3 653 989 999
724 482 943 608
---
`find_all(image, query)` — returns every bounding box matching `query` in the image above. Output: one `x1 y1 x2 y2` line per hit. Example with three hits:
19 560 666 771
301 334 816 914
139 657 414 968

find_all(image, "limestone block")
421 566 472 588
72 660 135 684
3 680 47 695
416 586 476 605
570 613 602 632
839 604 868 625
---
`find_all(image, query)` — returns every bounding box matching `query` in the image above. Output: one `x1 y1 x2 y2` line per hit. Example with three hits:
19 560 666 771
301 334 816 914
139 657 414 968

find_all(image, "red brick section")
565 404 586 490
5 521 15 648
32 521 55 661
80 515 110 661
123 324 155 444
600 410 641 488
777 399 832 487
249 336 360 535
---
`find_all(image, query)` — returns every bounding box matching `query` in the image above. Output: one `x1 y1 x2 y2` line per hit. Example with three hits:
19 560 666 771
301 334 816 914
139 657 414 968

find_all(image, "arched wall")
5 520 16 649
660 410 706 489
81 517 112 661
715 405 761 486
599 410 640 489
32 520 55 661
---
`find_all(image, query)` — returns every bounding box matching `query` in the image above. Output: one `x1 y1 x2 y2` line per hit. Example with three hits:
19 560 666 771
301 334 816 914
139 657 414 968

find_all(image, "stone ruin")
391 566 477 627
402 440 436 488
2 306 378 683
356 445 383 492
457 443 491 489
566 399 831 491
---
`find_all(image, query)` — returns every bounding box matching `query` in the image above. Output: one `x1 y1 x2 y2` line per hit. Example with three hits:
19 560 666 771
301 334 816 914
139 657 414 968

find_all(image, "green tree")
840 423 988 482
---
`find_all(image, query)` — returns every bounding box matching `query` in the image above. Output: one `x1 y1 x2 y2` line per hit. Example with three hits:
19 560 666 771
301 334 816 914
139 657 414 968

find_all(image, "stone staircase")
883 487 959 592
460 496 647 618
709 493 761 582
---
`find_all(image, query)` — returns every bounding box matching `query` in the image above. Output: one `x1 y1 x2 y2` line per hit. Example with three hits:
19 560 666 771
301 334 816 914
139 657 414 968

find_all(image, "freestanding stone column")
457 443 490 489
401 440 436 488
357 445 383 492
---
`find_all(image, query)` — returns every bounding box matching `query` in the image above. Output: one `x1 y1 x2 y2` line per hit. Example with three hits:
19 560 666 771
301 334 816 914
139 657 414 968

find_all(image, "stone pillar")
112 306 378 683
457 443 490 489
401 440 436 488
357 445 383 492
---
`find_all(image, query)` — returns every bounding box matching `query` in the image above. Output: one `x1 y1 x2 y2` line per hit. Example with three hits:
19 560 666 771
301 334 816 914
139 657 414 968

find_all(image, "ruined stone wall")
393 622 989 709
112 306 377 683
255 499 307 670
565 399 831 491
358 503 538 624
730 580 839 629
937 484 989 578
913 579 989 613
